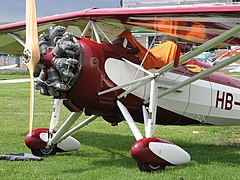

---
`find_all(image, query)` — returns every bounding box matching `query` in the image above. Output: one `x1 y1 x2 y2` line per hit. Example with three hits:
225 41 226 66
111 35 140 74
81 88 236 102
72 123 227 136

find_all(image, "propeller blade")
23 0 40 135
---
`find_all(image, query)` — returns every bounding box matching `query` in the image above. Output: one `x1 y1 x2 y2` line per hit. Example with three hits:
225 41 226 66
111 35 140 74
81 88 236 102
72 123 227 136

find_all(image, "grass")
0 73 239 179
0 71 29 80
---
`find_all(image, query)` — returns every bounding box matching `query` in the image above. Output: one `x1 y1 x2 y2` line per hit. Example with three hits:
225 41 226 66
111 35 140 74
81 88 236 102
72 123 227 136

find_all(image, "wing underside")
0 5 240 55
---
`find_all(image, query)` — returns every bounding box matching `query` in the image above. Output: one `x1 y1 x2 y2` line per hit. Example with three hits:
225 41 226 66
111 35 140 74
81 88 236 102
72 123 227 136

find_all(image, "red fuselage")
67 38 199 125
67 38 145 125
39 36 239 127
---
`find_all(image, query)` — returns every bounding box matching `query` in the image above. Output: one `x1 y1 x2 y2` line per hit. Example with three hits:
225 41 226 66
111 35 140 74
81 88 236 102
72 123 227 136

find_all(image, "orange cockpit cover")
120 31 181 70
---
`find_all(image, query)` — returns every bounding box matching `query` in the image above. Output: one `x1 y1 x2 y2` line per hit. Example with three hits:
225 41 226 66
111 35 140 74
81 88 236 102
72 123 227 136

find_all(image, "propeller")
22 0 40 135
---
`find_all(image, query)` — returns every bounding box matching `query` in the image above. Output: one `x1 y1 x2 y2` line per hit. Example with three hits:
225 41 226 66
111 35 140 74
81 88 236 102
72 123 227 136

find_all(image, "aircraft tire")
137 161 166 172
31 147 57 157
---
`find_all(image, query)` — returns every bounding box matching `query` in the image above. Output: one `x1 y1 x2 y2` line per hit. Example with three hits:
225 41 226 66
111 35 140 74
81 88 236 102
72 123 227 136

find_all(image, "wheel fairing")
131 138 173 166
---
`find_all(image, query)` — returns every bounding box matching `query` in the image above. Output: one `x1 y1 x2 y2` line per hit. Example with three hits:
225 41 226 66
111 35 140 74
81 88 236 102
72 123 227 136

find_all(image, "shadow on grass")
59 130 240 169
58 130 136 171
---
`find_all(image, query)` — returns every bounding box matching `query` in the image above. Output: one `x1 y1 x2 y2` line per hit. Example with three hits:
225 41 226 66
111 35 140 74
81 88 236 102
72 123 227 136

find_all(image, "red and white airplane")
0 1 240 172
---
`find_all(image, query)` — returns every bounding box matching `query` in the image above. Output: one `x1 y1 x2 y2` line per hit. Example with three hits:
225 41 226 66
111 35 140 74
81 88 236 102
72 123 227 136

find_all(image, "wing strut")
99 25 240 99
154 25 240 77
7 33 25 47
100 24 240 139
153 54 240 101
81 20 113 44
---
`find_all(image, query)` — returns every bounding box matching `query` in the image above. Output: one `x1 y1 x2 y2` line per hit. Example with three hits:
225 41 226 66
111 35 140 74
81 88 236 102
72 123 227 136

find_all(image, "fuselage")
66 37 240 126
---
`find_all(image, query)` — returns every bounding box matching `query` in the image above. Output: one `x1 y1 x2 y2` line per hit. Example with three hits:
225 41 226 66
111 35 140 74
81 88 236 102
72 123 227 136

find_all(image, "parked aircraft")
0 1 240 172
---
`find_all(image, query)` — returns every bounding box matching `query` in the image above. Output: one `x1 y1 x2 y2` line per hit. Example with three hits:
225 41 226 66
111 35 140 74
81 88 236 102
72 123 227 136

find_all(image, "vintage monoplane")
0 1 240 172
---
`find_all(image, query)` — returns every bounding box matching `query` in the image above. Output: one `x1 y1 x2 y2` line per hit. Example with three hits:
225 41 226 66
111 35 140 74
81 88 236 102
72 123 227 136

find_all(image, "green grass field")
0 72 239 179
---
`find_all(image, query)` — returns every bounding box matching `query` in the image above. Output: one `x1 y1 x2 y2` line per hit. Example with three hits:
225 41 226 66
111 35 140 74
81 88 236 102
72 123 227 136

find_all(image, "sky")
0 0 121 22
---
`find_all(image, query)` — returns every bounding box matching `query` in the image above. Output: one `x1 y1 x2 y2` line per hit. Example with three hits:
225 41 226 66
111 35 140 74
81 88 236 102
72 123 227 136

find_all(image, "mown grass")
0 70 29 80
0 73 239 179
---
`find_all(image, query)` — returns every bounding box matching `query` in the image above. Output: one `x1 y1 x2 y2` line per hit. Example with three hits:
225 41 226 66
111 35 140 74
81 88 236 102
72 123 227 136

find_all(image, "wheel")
137 161 166 172
31 146 57 157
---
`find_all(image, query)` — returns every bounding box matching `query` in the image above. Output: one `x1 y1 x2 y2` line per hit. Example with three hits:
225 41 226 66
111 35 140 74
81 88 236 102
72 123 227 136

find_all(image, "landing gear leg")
117 100 167 172
25 113 98 156
49 99 63 135
117 98 190 172
31 99 62 157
